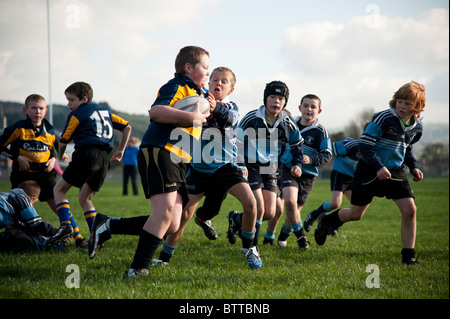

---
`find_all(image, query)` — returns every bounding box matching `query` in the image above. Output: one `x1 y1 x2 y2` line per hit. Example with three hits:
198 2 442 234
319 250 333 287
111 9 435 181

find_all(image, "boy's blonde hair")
210 67 236 87
129 137 139 145
24 94 46 108
389 81 425 118
175 46 209 75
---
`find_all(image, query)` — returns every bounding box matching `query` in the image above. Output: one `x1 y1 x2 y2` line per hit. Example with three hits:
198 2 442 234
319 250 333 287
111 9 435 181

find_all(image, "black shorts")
351 162 415 206
276 173 283 198
186 164 247 195
280 166 316 206
10 169 57 202
246 163 278 193
330 170 354 192
62 147 110 191
138 146 189 206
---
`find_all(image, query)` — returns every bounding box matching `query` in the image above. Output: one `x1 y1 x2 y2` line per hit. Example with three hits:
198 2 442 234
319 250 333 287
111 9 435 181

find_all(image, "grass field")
0 177 448 301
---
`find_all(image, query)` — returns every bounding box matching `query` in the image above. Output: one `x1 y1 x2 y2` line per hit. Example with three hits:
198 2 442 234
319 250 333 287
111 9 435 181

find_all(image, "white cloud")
0 1 213 123
0 1 448 130
267 8 449 129
282 8 448 76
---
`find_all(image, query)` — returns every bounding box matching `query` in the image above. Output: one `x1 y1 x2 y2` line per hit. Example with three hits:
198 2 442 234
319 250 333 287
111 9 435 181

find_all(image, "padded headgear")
264 81 289 108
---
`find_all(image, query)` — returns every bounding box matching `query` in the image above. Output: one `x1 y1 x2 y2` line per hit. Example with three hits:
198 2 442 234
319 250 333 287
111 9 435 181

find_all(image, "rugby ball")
172 95 210 127
173 95 210 112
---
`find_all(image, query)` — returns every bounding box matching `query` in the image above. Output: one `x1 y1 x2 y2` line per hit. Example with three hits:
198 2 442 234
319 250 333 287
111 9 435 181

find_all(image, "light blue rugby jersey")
237 105 303 169
281 117 331 176
190 97 240 173
331 138 360 178
1 188 40 229
359 108 423 172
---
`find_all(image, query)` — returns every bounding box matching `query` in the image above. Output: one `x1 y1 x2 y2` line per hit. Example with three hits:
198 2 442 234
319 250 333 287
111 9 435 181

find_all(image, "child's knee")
402 204 417 219
166 219 180 235
348 208 364 221
242 197 257 215
329 200 341 210
264 209 276 220
78 194 93 206
284 199 297 213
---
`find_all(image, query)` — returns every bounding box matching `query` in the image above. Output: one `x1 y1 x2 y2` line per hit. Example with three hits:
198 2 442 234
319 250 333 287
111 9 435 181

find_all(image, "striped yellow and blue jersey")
331 138 361 178
237 105 304 169
141 73 207 163
0 116 56 172
359 108 423 172
60 102 129 153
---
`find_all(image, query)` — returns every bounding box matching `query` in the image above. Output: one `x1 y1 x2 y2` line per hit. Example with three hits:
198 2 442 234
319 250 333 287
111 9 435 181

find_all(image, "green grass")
0 178 448 300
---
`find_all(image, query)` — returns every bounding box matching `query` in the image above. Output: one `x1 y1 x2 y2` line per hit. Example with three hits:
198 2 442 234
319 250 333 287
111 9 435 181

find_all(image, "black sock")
110 216 149 235
322 209 342 229
253 222 261 247
277 224 291 242
401 248 416 261
311 205 325 219
130 230 162 270
293 227 306 239
159 251 172 263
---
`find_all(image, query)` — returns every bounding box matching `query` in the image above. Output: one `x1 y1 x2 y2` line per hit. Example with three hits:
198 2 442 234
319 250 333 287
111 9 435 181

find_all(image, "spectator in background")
123 137 139 196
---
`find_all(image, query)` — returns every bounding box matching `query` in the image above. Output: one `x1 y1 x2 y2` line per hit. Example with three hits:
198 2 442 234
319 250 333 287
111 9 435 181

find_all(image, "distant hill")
0 100 150 140
1 100 448 150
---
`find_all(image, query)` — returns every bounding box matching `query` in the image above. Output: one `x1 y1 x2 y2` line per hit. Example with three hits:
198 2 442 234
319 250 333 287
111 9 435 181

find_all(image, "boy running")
123 46 211 278
50 82 131 244
156 66 261 268
314 81 425 267
276 94 332 248
228 81 304 250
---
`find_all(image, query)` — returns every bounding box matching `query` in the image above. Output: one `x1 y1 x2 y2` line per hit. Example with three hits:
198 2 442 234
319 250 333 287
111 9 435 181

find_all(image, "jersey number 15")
90 110 113 139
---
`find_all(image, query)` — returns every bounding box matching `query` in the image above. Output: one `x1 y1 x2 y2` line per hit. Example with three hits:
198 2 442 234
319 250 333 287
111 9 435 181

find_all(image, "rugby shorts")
186 163 247 195
330 170 354 193
137 146 189 207
10 169 57 202
280 166 316 206
246 162 278 193
62 147 110 191
351 162 415 206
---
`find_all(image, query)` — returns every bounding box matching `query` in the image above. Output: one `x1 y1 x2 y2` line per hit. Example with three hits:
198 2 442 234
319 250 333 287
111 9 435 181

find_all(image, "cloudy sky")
1 0 448 131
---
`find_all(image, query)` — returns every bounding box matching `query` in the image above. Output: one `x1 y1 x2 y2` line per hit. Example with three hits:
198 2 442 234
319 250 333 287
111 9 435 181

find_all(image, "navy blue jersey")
141 73 207 163
190 97 240 173
359 108 423 172
0 188 41 229
0 116 56 172
282 118 331 176
60 102 129 153
331 138 360 178
237 105 304 171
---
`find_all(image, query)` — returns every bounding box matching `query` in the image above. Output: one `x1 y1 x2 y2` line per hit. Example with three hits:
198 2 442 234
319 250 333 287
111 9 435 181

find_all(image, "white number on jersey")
90 110 113 139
